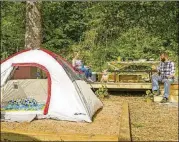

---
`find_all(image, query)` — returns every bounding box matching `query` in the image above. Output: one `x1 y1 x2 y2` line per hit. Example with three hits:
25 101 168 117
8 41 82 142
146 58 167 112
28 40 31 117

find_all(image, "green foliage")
41 2 87 56
95 85 109 99
132 122 144 128
1 1 178 75
112 27 166 60
1 2 26 59
1 52 9 60
145 90 154 102
69 2 178 71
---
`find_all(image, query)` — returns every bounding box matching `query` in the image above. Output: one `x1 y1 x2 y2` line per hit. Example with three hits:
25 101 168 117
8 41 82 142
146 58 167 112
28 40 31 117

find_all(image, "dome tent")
1 48 103 122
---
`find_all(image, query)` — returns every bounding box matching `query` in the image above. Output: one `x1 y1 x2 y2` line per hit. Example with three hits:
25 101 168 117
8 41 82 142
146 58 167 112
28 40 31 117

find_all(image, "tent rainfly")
0 49 103 122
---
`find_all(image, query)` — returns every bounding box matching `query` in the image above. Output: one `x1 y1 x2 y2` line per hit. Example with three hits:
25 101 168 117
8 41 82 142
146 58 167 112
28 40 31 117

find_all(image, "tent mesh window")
56 57 85 81
1 67 47 112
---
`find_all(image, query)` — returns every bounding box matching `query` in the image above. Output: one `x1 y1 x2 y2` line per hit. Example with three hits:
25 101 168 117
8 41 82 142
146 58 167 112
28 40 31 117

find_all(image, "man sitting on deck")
152 52 175 103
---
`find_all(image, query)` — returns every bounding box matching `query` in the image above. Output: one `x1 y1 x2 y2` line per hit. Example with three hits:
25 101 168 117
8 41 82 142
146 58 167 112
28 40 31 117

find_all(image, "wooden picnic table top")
107 61 160 70
108 70 157 73
109 61 160 64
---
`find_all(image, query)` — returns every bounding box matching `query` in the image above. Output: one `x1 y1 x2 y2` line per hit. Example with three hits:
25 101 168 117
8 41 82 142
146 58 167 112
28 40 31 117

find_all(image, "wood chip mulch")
109 94 178 141
1 93 178 141
1 99 122 136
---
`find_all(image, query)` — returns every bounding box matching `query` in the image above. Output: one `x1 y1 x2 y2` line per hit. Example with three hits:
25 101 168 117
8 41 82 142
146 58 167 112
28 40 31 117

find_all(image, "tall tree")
25 1 42 49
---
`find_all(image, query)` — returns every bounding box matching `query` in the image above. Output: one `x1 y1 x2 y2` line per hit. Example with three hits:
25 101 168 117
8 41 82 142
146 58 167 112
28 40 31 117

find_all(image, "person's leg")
80 67 86 73
152 74 162 95
162 79 174 99
85 69 89 78
88 69 92 78
85 68 94 82
79 67 88 79
80 67 90 79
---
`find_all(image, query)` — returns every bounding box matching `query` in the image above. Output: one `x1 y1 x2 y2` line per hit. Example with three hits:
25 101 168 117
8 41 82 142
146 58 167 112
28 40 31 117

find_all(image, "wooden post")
118 102 131 141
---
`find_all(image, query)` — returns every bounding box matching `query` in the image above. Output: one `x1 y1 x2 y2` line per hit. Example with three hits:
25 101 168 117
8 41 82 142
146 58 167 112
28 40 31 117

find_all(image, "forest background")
1 1 178 72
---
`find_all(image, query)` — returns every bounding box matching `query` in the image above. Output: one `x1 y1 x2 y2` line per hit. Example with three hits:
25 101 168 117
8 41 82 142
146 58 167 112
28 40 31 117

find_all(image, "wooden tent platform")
89 82 152 90
88 82 178 102
89 82 178 90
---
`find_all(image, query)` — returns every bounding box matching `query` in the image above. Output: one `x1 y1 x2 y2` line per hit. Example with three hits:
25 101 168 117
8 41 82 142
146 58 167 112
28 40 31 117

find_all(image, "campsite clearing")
1 99 122 141
1 94 178 141
111 94 178 141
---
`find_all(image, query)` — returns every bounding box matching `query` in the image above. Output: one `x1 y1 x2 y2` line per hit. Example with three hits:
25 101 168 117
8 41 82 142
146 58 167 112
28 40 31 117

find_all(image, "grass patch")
132 122 144 128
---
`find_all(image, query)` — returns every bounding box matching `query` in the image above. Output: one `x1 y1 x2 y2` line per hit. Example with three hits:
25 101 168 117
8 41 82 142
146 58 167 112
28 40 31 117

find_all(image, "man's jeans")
80 67 92 78
152 75 174 98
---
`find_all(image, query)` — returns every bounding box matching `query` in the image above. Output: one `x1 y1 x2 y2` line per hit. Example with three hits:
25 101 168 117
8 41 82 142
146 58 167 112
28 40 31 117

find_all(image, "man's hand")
152 65 158 71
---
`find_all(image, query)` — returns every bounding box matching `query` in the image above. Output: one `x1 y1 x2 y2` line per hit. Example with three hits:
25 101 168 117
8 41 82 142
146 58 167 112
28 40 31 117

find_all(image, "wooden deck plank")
89 82 178 90
89 82 152 90
118 102 131 141
1 130 118 141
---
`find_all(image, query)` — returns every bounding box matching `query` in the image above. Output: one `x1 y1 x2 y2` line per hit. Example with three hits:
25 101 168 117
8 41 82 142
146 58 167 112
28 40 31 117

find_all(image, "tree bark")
25 1 42 49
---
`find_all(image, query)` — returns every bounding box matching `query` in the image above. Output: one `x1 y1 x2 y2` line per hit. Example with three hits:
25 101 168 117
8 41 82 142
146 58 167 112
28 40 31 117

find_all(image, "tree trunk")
25 1 42 49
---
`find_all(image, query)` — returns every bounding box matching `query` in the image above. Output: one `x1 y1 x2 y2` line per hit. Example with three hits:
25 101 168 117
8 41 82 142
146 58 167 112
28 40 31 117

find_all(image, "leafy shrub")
95 85 109 99
145 90 154 102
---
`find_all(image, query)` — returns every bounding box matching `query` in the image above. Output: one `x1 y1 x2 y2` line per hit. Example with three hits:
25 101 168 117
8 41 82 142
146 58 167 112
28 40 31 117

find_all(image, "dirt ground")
1 93 178 141
109 93 178 141
1 99 122 136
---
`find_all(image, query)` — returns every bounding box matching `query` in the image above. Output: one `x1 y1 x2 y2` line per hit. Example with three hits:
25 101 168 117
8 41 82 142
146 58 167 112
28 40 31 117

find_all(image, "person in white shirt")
72 52 93 82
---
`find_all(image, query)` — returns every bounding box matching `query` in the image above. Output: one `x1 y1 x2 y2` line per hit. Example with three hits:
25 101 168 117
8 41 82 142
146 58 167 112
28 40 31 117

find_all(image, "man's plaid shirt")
157 61 175 79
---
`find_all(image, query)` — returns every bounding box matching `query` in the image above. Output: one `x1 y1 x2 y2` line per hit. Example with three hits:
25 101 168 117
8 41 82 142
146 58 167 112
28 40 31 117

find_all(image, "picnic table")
102 61 160 83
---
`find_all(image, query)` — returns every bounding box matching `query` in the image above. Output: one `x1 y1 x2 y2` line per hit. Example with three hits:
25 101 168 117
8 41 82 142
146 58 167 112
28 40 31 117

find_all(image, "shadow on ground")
1 132 40 141
92 107 103 121
109 90 145 97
